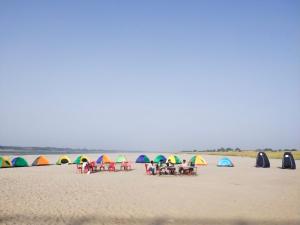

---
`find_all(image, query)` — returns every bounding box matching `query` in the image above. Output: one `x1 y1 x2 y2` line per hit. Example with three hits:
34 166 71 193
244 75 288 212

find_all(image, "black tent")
282 152 296 169
256 152 270 168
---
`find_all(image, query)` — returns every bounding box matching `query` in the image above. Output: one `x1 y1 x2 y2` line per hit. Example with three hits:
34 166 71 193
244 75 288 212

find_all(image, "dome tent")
56 155 71 165
0 156 12 168
189 155 207 166
135 155 150 163
73 155 89 165
115 155 128 163
217 157 234 167
96 154 112 164
282 152 296 169
12 157 29 167
153 155 167 163
32 155 50 166
256 152 270 168
167 155 182 164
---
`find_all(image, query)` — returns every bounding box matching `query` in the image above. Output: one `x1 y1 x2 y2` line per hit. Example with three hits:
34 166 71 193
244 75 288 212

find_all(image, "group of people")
147 159 195 175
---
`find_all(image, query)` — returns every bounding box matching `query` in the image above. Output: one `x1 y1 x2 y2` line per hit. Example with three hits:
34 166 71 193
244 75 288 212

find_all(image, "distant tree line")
186 148 298 152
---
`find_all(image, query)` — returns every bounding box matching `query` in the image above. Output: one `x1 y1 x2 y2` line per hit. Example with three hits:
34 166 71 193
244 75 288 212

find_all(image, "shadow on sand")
0 214 299 225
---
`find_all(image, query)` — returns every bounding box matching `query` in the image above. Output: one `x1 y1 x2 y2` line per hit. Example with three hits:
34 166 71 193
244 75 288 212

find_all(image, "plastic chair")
98 163 105 171
82 162 89 173
76 164 82 173
121 162 132 171
126 162 132 170
108 162 116 172
145 164 151 175
89 161 96 172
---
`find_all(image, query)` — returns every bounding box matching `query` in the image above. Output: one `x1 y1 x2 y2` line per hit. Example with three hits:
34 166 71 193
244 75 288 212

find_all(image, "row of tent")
136 154 208 166
0 154 209 168
137 154 234 167
0 152 296 169
0 155 51 167
256 152 296 169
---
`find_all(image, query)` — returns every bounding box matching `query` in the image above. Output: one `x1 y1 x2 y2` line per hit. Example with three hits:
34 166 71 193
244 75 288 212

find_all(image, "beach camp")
282 152 296 169
73 155 89 164
12 157 29 167
115 155 128 163
153 155 167 163
217 157 234 167
96 154 112 164
167 155 182 164
32 155 50 166
0 156 12 168
56 155 71 165
135 154 150 163
256 152 270 168
189 155 207 166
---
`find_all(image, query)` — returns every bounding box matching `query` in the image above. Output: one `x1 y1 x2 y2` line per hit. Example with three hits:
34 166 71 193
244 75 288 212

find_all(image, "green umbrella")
153 155 167 163
115 155 127 163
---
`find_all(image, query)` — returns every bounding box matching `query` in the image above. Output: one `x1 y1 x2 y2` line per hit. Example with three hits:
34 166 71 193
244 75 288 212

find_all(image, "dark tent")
135 155 150 163
256 152 270 168
282 152 296 169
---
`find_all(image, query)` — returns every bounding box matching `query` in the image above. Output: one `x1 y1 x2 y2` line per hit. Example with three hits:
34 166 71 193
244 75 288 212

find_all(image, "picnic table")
167 166 176 175
180 166 197 175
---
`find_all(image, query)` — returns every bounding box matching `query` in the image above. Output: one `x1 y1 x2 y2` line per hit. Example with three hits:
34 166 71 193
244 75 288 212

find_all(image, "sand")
0 153 299 225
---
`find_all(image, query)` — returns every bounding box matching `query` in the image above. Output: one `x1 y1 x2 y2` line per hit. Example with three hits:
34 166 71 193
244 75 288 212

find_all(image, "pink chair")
145 164 151 175
108 162 116 172
98 163 105 171
76 164 82 173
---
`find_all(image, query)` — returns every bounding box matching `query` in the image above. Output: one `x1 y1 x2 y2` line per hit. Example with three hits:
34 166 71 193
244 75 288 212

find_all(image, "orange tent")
32 155 50 166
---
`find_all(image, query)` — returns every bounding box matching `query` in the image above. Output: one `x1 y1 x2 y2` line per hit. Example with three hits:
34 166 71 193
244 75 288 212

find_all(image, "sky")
0 0 299 151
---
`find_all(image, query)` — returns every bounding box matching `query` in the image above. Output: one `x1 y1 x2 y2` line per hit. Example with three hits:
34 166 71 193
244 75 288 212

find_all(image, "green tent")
167 155 182 164
73 155 89 164
12 157 29 167
115 155 127 163
153 155 167 163
0 156 12 168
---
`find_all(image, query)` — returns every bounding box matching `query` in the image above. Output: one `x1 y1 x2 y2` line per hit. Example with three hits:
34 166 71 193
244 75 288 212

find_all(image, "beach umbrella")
32 155 50 166
96 154 112 164
167 155 182 164
217 157 234 167
73 155 89 164
0 156 12 168
56 155 71 165
135 154 150 163
153 155 167 163
189 155 207 166
12 157 29 167
115 155 127 163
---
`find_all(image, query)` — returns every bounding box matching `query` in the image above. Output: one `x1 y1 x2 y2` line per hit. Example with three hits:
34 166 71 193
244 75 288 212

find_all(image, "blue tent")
96 155 103 164
135 155 150 163
217 157 234 167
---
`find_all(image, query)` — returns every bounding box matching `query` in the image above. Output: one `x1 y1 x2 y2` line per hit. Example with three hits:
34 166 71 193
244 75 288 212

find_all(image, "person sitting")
166 159 174 167
179 159 191 174
158 160 167 175
166 159 176 175
147 161 156 175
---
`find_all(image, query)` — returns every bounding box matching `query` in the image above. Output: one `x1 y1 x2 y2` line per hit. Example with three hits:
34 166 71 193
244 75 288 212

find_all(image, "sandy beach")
0 153 299 225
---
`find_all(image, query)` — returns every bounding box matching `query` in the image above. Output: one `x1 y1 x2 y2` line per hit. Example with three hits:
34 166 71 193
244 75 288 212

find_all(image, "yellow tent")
0 156 12 168
56 155 71 165
189 155 207 166
167 155 182 164
96 154 112 164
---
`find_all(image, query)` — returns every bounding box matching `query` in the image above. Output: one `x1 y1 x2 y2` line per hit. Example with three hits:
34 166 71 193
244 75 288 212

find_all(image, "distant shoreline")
0 146 154 155
195 151 300 160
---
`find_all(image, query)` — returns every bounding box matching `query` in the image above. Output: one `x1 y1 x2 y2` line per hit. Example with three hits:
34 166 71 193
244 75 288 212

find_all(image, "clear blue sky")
0 0 299 151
